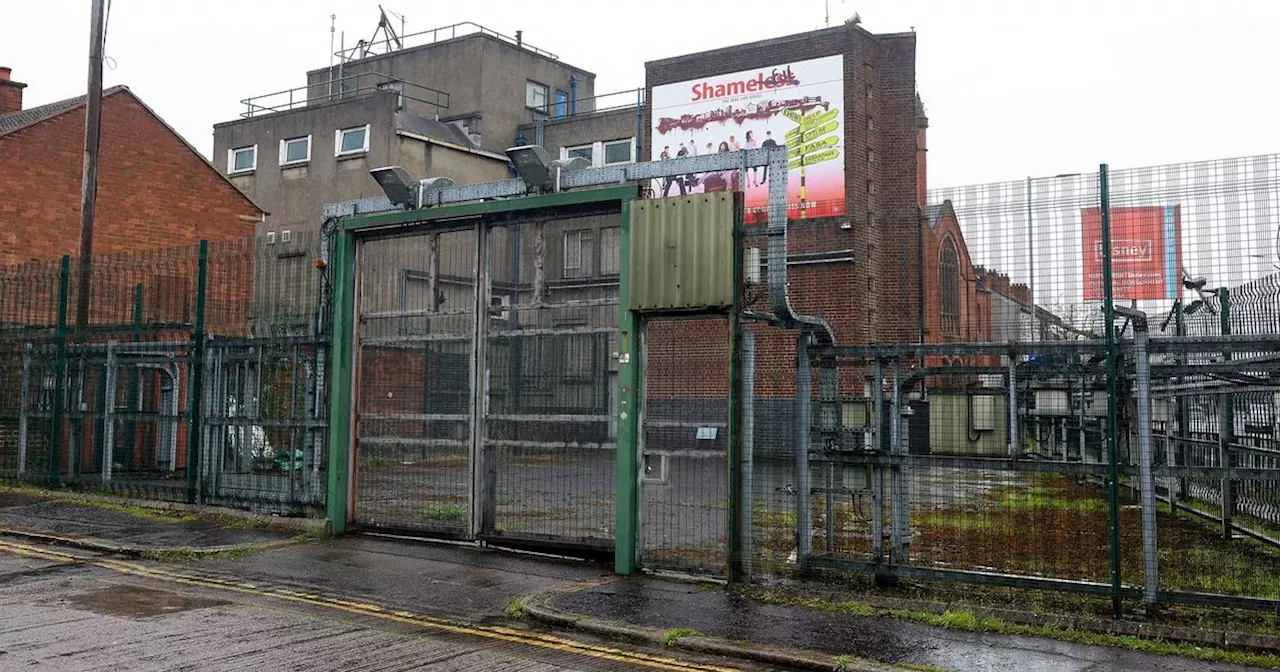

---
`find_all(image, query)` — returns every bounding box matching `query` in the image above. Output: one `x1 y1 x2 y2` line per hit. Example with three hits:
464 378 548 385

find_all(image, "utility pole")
76 0 107 333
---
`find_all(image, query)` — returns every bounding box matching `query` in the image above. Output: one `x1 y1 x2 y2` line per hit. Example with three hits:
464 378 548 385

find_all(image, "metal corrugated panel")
629 193 735 311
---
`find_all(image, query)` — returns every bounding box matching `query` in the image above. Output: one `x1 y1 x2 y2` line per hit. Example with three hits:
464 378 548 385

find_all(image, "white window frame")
227 145 257 174
559 138 636 168
526 81 549 111
564 144 594 164
279 135 311 166
602 138 635 166
335 124 370 157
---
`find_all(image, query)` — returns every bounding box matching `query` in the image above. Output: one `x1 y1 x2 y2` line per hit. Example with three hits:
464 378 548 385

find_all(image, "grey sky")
3 0 1277 187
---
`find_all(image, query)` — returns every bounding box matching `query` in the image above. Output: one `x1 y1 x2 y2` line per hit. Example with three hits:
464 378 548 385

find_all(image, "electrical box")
743 247 762 284
629 194 736 311
1151 398 1171 424
842 401 868 429
971 395 998 431
843 465 872 491
1033 389 1071 416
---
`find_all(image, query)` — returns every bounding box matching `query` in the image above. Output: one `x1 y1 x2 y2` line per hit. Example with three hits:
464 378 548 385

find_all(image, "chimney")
915 92 928 211
0 67 26 115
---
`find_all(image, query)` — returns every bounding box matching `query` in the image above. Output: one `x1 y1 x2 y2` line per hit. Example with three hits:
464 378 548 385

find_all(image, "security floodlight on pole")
77 0 107 333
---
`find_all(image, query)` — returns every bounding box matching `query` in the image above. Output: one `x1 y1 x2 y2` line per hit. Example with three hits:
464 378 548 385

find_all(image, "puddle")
67 585 228 619
0 493 42 509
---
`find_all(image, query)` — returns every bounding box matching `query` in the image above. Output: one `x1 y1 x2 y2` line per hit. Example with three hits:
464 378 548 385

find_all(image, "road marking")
0 538 737 672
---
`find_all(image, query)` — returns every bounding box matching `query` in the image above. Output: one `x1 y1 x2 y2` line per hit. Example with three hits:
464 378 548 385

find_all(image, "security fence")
731 154 1280 615
3 150 1279 620
0 232 328 514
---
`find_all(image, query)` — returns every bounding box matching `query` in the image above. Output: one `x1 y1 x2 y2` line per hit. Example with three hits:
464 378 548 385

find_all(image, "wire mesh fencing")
0 234 329 514
732 153 1280 615
640 315 731 574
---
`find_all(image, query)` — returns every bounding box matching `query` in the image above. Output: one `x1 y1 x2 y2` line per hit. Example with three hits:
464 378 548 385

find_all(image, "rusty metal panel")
629 193 735 311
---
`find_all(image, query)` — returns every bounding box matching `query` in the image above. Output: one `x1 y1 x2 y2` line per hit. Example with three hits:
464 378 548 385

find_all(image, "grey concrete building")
212 23 600 240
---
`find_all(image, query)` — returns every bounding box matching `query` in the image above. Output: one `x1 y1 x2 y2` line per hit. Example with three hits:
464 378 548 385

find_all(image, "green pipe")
186 240 208 504
1099 164 1123 618
49 256 71 485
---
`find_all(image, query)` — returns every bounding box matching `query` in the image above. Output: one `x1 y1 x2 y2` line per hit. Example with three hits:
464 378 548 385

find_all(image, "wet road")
0 539 766 672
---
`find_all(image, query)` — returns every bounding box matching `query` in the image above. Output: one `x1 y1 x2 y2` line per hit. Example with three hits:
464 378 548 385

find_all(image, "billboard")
1081 205 1182 300
650 55 845 222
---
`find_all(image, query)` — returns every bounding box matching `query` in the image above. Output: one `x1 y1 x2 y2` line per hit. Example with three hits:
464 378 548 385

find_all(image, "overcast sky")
3 0 1277 187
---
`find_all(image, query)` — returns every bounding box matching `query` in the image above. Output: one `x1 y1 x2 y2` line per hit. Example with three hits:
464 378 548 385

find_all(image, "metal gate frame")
322 145 807 576
325 185 640 543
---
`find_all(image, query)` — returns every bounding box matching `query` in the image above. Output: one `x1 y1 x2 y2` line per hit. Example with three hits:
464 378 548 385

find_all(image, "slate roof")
0 85 128 137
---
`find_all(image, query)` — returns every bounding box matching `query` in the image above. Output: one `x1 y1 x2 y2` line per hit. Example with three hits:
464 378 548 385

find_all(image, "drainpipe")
761 144 837 573
569 74 579 115
917 206 925 343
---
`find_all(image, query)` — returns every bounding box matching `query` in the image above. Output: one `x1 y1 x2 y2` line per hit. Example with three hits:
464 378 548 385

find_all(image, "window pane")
563 230 581 270
567 147 593 162
340 128 366 153
526 82 547 109
554 91 568 118
603 141 631 165
600 227 620 275
284 138 308 163
233 148 255 171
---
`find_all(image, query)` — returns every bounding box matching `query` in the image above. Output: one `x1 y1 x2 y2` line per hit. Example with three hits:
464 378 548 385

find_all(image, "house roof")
0 85 265 215
0 85 128 137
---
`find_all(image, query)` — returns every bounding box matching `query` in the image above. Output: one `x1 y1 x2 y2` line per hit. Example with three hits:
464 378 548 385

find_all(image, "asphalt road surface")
0 538 770 672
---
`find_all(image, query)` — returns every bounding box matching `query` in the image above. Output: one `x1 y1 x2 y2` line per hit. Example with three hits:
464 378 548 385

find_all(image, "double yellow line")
0 538 737 672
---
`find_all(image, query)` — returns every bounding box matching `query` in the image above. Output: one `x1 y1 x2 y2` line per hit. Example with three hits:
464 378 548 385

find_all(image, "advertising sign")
650 55 845 222
1081 205 1182 300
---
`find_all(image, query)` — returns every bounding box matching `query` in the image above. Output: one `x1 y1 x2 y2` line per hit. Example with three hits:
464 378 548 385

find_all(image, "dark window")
939 237 960 337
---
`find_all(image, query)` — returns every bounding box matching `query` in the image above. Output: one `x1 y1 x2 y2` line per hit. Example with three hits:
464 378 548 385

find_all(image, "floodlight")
370 166 417 208
370 166 455 209
505 145 554 191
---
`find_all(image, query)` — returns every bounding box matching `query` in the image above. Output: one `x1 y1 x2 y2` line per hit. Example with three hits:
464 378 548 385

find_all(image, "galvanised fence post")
186 240 208 504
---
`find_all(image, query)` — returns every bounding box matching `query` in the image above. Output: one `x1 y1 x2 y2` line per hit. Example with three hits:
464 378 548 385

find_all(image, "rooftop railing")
527 88 645 124
239 71 449 119
335 21 559 63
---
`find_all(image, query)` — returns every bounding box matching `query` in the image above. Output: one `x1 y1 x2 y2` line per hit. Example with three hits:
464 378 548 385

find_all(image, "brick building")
0 69 263 264
0 68 264 331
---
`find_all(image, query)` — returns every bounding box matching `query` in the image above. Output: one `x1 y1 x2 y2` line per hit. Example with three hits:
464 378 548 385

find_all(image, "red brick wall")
0 90 261 334
0 90 260 265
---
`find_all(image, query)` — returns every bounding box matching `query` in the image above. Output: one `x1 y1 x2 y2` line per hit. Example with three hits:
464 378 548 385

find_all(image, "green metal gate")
331 187 634 552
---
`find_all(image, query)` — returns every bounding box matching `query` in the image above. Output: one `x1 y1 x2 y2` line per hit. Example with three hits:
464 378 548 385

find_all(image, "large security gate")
340 191 628 551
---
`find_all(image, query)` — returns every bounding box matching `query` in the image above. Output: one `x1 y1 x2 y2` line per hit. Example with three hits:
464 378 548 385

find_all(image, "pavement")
0 489 298 554
0 487 1277 671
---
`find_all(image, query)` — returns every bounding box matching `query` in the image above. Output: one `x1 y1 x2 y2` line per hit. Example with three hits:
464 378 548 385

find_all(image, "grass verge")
745 587 1280 669
662 628 702 647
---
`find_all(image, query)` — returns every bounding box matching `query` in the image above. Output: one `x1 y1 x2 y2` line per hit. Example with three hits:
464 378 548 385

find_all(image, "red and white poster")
1081 205 1182 300
649 55 845 223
